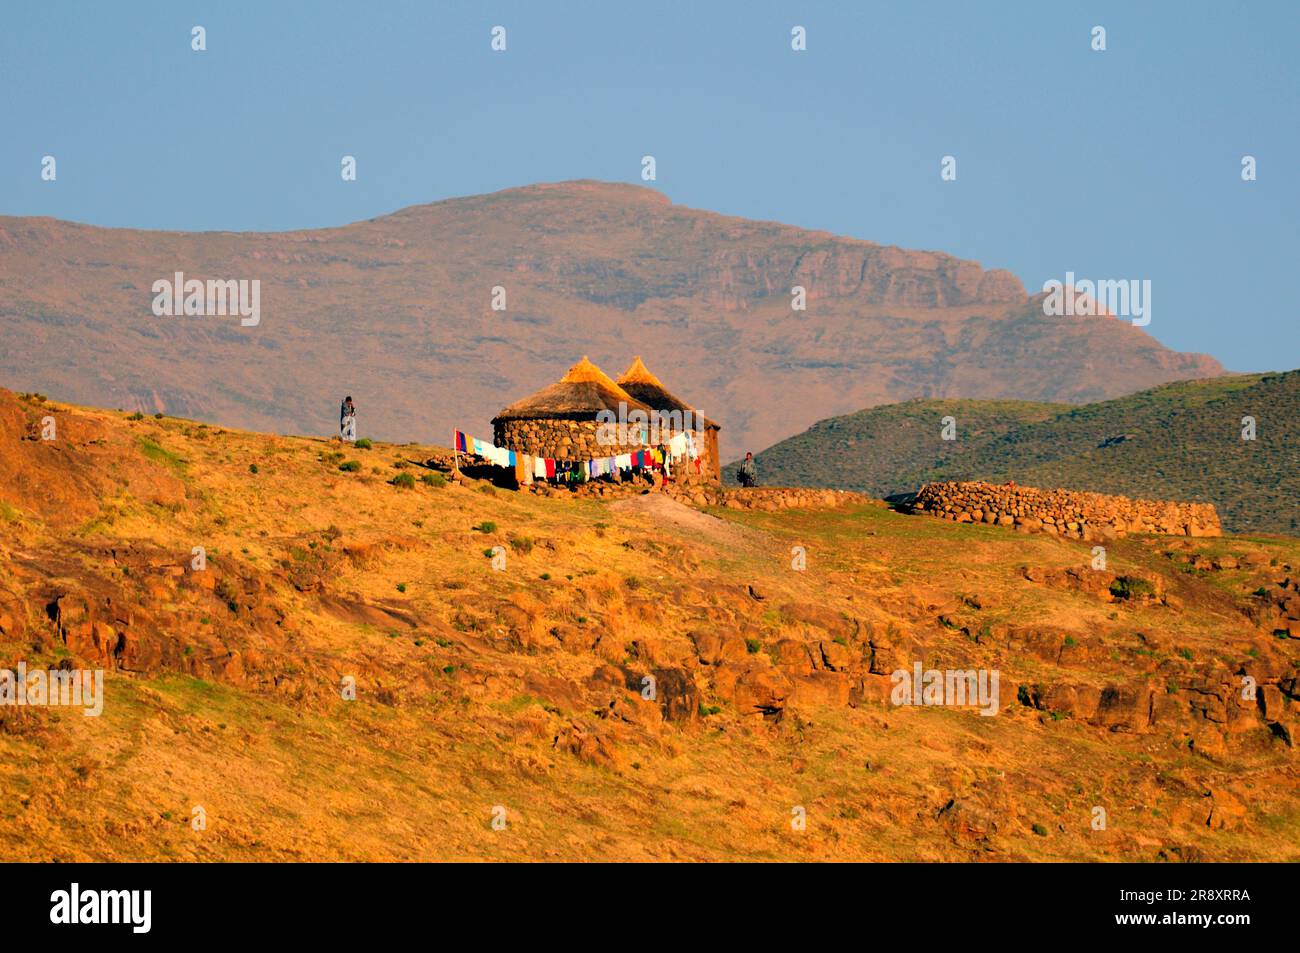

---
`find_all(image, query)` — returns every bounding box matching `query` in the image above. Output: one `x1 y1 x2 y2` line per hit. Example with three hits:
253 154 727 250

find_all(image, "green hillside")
727 371 1300 534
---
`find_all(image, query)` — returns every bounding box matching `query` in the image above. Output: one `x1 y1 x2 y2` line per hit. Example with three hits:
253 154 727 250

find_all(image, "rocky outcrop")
912 480 1221 539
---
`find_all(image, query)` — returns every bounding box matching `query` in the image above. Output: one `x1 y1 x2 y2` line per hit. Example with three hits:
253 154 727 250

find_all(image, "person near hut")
737 451 758 487
339 396 357 442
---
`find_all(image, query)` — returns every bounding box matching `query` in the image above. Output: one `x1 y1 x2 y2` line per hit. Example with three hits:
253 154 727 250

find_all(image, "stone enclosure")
911 480 1221 539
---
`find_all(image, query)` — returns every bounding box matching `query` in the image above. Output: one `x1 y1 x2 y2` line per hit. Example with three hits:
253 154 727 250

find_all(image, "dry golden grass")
0 396 1297 861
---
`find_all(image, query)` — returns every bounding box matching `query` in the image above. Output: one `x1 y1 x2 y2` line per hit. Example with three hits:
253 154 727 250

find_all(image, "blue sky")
3 1 1296 371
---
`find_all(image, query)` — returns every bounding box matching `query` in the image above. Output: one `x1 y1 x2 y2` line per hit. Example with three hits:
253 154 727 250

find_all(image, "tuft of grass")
355 438 373 450
474 521 497 534
390 472 416 489
421 472 446 488
139 437 186 474
339 460 362 473
745 637 762 654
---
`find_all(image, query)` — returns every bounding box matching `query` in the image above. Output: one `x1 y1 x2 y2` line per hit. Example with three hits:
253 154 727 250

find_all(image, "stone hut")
616 356 721 485
491 356 722 485
491 356 655 462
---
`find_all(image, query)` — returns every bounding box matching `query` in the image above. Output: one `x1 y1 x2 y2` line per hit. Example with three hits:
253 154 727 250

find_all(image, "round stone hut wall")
493 417 717 484
494 418 642 462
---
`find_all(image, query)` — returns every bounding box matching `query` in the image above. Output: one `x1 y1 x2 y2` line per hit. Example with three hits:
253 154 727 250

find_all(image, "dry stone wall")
912 480 1221 538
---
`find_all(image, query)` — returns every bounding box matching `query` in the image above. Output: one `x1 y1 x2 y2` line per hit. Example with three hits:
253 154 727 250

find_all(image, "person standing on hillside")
339 395 357 442
737 451 758 487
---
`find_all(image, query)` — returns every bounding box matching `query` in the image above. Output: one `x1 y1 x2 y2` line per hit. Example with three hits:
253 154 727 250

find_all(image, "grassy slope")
0 393 1297 861
731 371 1300 534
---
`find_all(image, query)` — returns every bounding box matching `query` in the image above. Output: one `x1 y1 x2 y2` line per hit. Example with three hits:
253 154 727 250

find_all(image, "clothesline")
453 429 699 484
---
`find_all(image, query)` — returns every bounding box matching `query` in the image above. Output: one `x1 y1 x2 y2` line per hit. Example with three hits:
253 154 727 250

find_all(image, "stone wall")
912 480 1221 538
494 417 718 485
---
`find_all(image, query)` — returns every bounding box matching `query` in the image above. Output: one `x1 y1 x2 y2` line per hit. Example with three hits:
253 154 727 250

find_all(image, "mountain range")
0 181 1224 455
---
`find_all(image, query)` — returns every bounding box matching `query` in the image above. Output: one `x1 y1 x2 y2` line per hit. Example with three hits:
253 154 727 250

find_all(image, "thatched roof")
492 356 653 422
616 356 720 431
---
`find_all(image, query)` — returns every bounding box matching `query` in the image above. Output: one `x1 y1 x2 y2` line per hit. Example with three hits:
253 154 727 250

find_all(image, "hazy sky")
3 1 1296 372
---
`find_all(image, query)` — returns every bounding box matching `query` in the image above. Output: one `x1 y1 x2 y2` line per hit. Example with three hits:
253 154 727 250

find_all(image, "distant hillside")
0 180 1223 456
730 371 1300 535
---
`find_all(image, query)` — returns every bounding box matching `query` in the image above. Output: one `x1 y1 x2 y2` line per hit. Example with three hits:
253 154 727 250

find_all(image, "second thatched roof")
617 356 720 431
492 356 654 422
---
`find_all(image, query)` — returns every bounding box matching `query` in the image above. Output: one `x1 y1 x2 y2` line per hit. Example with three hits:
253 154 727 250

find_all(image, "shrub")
745 637 762 654
249 464 259 474
508 534 534 555
474 521 497 534
1109 576 1155 600
355 438 373 450
1031 823 1048 837
421 472 446 488
396 583 407 593
339 460 362 472
698 703 722 717
154 412 164 419
127 411 144 421
391 472 416 489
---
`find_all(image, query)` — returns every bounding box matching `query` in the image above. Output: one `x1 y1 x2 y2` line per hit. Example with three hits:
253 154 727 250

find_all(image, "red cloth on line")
545 458 556 479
